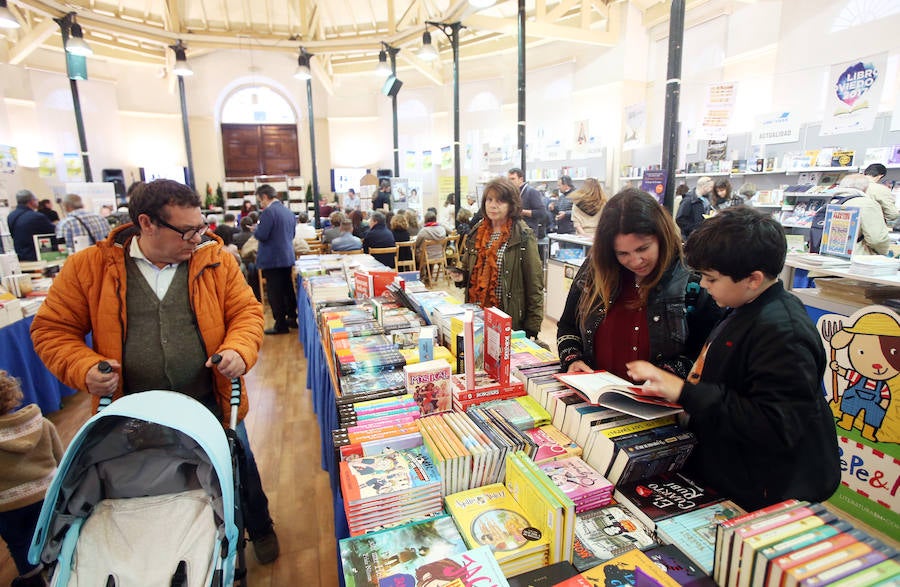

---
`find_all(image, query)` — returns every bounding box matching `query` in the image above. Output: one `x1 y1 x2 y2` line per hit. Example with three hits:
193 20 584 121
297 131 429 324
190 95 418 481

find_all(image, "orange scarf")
467 219 511 308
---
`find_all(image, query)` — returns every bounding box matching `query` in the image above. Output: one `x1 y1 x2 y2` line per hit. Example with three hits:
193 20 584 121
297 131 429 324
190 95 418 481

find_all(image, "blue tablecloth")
0 315 77 414
296 276 350 543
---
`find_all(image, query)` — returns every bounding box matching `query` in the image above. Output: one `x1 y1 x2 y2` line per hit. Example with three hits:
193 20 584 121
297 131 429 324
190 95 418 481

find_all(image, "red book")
483 306 512 385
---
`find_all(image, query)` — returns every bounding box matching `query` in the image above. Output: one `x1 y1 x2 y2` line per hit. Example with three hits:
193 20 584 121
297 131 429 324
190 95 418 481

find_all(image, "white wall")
2 0 900 204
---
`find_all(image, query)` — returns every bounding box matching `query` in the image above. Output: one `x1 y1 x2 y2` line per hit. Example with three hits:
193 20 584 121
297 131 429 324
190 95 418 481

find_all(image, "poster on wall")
0 146 16 174
752 112 800 145
422 150 433 170
440 146 452 170
821 53 888 136
64 153 84 181
38 152 55 178
391 177 409 210
641 170 667 204
405 150 417 171
574 119 589 149
812 306 900 538
699 81 737 140
623 103 645 151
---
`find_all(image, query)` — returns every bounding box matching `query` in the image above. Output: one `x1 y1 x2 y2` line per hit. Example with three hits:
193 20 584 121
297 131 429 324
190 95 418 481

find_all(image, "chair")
368 246 399 269
444 233 460 267
340 249 363 255
257 269 268 313
421 238 448 285
396 240 417 272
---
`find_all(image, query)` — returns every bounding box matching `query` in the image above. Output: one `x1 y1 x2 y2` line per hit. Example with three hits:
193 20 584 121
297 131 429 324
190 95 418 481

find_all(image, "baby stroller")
27 388 248 586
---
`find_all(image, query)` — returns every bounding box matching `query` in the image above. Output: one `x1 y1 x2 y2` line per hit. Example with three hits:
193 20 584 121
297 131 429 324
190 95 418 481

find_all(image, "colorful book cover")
339 514 467 587
377 545 510 587
830 559 900 586
613 472 723 531
404 359 453 415
643 544 717 587
339 446 441 505
557 548 682 587
524 425 583 464
445 483 550 566
655 499 745 574
572 504 656 571
538 457 613 509
504 452 566 564
507 561 579 587
484 306 513 385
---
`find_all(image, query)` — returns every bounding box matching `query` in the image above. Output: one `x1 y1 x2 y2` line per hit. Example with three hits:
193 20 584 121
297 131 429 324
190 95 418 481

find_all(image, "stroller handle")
211 354 242 431
96 361 113 413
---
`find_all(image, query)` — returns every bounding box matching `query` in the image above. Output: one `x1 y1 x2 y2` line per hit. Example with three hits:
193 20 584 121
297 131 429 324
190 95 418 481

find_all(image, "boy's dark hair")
128 179 201 227
255 184 277 200
685 206 786 280
864 163 886 178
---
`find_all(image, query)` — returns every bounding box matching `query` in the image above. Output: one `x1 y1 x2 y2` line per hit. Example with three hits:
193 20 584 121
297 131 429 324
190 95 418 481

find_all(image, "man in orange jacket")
31 179 280 564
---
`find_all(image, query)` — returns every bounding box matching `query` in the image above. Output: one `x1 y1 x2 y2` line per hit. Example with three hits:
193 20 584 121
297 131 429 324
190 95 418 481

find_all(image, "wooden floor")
0 330 340 586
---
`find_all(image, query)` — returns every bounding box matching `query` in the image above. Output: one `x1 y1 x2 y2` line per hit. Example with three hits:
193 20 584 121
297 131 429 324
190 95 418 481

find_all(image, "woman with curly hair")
570 177 608 237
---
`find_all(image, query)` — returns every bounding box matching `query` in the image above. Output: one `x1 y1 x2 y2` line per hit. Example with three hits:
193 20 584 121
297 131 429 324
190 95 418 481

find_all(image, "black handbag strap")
71 214 97 244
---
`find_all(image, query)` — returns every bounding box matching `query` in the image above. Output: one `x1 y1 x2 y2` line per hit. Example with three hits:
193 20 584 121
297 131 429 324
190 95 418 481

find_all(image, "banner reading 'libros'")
821 53 887 136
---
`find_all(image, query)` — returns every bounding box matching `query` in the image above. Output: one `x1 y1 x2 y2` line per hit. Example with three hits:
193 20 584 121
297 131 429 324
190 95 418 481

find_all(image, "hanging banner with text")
752 112 800 145
699 82 737 140
821 53 888 136
623 103 646 151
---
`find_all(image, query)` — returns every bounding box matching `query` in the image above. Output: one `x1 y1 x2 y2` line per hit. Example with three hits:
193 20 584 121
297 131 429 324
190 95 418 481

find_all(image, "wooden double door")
222 123 300 177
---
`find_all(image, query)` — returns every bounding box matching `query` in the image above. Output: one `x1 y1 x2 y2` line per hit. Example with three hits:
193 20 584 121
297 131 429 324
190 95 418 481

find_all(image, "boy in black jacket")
626 206 840 511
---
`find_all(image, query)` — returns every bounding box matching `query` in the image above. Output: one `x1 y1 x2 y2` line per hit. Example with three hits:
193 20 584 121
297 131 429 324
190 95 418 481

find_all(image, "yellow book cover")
556 548 681 587
400 346 456 371
505 452 564 563
445 483 550 565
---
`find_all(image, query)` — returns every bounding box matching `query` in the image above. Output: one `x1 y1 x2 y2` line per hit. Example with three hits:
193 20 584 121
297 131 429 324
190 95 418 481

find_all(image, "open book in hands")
554 370 683 420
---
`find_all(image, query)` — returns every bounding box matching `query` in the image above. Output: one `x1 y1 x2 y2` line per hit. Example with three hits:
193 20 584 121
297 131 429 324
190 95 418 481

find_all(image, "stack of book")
336 393 420 429
715 500 900 587
538 456 613 513
336 370 406 404
446 482 551 576
571 502 657 571
612 471 726 534
472 395 551 431
306 274 352 304
467 407 538 463
504 451 576 566
333 333 405 376
417 411 503 496
450 372 526 411
339 446 443 535
338 514 468 586
849 255 900 277
655 498 745 574
523 424 582 464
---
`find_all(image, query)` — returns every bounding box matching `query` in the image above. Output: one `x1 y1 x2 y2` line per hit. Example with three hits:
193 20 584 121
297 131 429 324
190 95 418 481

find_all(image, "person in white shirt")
344 189 361 211
294 212 316 240
438 193 456 232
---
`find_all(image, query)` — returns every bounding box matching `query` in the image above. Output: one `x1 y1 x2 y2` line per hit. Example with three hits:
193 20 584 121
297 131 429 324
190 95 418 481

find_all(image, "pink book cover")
346 414 419 434
483 306 512 385
538 456 613 503
404 359 453 415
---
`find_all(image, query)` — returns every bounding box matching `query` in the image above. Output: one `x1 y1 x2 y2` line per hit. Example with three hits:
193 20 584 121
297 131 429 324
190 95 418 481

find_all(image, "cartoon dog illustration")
829 312 900 443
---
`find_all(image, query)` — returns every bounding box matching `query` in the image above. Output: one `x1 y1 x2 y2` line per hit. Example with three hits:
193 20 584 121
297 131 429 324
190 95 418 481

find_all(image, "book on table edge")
339 446 441 505
612 471 724 533
338 514 467 587
643 544 717 587
605 425 696 486
655 499 746 575
582 415 676 478
748 520 852 587
557 547 682 587
828 559 900 587
376 545 510 587
507 561 578 586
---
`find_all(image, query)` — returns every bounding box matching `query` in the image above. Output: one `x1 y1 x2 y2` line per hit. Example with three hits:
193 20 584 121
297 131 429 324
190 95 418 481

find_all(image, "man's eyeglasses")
156 217 208 241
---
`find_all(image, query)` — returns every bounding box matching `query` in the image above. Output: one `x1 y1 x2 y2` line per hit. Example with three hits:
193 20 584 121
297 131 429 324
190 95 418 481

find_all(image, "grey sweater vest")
123 254 216 414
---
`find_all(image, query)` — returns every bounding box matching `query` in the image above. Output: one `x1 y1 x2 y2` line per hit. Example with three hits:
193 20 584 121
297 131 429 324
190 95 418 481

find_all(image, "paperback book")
613 472 724 532
538 456 613 513
404 359 453 415
655 499 745 574
572 504 657 571
557 547 681 587
376 545 510 587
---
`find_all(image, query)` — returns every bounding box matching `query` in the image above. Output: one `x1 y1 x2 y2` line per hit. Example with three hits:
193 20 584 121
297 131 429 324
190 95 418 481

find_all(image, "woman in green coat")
449 177 544 337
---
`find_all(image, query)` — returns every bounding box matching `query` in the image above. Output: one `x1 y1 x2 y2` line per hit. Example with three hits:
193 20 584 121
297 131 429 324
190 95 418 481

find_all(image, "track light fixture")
0 0 20 29
418 29 439 61
294 48 312 80
65 13 93 57
170 40 193 77
375 49 391 76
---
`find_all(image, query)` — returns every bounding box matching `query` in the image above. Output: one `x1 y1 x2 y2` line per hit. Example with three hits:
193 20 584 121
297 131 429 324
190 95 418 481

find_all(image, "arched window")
221 86 296 124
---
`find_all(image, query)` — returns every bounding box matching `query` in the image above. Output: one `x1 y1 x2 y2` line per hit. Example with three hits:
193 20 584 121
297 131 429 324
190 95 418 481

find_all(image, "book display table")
0 314 78 414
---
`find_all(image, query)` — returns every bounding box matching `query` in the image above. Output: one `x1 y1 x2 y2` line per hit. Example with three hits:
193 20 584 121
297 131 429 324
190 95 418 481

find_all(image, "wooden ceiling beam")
8 18 57 65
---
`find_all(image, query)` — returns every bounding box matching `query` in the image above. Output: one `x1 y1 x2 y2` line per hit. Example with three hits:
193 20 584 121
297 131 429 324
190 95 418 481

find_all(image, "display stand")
545 233 591 321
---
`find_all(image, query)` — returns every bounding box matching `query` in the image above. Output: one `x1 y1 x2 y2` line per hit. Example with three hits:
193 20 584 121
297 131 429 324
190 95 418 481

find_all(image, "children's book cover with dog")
813 305 900 538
